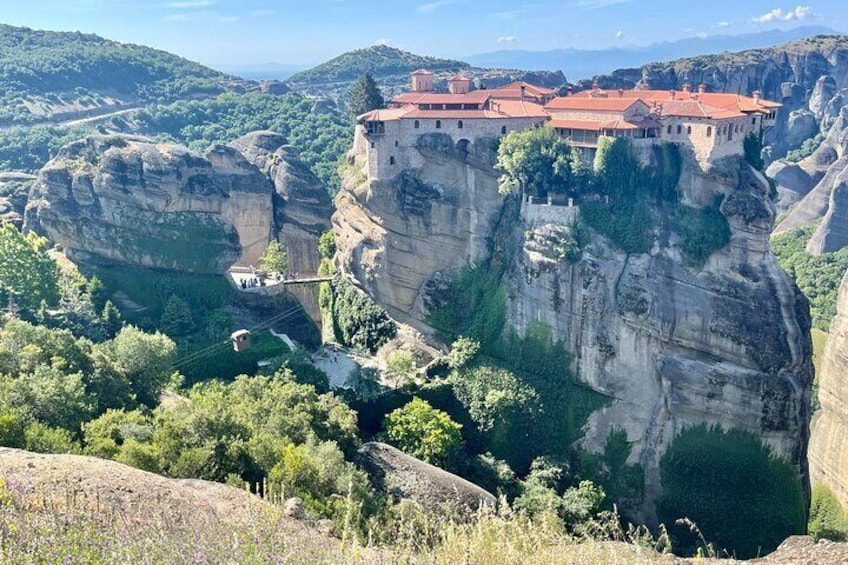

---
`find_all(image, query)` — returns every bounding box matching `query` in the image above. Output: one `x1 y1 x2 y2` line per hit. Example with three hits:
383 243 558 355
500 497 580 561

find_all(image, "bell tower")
411 69 435 92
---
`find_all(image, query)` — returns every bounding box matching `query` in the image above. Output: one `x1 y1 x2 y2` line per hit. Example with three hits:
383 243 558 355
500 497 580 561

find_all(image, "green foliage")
786 132 826 162
743 131 764 171
658 424 806 559
345 73 385 116
159 295 194 337
100 301 123 337
325 278 396 353
445 336 481 370
671 197 731 266
426 263 506 346
384 397 463 467
771 225 848 330
809 483 848 542
0 24 230 124
259 241 288 275
318 230 337 259
0 223 60 314
138 92 353 194
385 350 414 387
578 428 644 510
23 421 79 454
496 127 573 196
0 124 90 171
4 365 93 431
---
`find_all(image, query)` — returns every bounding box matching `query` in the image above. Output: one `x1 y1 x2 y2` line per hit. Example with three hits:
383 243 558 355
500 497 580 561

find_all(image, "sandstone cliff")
25 134 275 273
334 132 813 525
809 270 848 508
230 131 334 320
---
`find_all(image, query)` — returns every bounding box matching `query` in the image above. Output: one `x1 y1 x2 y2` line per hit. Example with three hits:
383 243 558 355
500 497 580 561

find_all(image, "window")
667 125 672 134
686 126 692 135
370 142 375 148
706 126 712 137
436 120 441 129
458 120 463 129
501 126 507 135
395 140 399 147
389 156 395 165
414 120 420 129
677 125 682 134
751 117 757 125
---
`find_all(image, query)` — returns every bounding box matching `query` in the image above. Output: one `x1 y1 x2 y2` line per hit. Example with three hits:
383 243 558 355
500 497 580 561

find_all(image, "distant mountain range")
465 26 840 79
217 63 312 81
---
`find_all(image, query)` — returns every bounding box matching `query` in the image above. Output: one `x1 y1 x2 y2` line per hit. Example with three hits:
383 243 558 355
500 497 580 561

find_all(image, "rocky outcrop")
356 442 495 515
809 270 848 509
25 135 275 273
334 134 813 525
774 105 848 253
230 131 333 320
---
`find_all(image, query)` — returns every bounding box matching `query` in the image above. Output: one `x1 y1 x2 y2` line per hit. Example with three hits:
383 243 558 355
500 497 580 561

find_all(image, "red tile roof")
550 118 662 131
390 90 492 106
545 97 642 112
491 81 556 98
411 69 434 76
570 88 780 114
360 99 548 122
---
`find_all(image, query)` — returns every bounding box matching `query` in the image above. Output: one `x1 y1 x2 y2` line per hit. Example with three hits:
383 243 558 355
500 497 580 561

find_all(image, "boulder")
356 442 496 515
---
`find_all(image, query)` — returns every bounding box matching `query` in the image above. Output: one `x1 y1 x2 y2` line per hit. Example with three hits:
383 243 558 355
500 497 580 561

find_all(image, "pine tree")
101 300 123 337
345 73 385 117
159 295 194 337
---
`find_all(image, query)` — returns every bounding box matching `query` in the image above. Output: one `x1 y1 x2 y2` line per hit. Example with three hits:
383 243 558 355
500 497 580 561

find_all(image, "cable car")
231 329 252 352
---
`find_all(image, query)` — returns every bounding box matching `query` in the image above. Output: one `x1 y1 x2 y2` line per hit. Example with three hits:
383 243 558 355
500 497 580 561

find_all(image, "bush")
496 127 574 197
671 197 731 266
743 132 764 171
426 264 506 346
657 424 806 558
384 397 463 467
809 483 848 542
326 278 396 353
23 422 79 454
786 132 825 162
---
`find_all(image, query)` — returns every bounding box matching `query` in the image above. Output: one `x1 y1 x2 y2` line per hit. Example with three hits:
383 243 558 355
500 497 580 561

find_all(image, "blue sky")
1 1 845 67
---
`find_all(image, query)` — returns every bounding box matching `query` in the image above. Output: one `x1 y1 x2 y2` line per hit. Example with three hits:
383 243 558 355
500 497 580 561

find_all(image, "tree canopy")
496 127 574 197
0 223 60 314
384 397 462 466
345 73 385 117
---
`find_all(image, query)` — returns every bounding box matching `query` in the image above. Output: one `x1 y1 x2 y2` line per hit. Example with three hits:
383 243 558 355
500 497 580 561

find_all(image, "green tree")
383 397 462 467
159 295 194 337
809 483 848 542
23 422 79 454
101 300 123 337
98 326 176 407
318 230 336 259
345 73 384 117
6 364 94 432
496 127 573 197
259 240 288 276
385 350 414 388
445 336 480 370
0 223 60 314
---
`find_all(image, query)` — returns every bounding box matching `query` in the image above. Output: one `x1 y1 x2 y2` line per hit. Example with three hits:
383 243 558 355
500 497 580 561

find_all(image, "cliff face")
809 271 848 508
230 131 334 320
509 154 812 522
334 133 813 523
25 135 275 273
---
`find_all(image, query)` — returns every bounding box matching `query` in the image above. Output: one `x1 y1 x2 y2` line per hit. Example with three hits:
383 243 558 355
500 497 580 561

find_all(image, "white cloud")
573 0 629 10
497 36 519 44
752 5 814 23
717 21 731 27
615 30 625 39
167 0 215 8
696 32 708 38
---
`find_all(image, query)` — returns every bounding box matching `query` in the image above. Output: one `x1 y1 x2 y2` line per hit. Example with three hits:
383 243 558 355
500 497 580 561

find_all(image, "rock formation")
230 131 334 320
25 135 275 273
334 129 813 525
809 270 848 508
356 442 496 514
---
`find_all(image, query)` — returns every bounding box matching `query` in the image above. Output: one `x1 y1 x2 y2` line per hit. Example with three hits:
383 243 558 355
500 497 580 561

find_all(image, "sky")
0 1 846 68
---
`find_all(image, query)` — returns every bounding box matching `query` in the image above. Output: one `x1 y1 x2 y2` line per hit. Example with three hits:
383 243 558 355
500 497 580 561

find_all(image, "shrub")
496 127 573 197
743 132 764 171
318 230 336 259
23 422 79 454
327 278 396 353
786 132 825 162
809 483 848 542
657 424 806 558
426 264 506 346
384 397 463 467
672 197 731 266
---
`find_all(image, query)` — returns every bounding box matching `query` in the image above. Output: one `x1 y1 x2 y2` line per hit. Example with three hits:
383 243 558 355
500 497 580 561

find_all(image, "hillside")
287 44 468 85
286 44 566 101
0 24 237 124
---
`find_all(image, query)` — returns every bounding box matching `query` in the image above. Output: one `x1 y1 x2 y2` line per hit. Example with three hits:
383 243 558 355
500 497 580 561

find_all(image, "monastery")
356 69 781 181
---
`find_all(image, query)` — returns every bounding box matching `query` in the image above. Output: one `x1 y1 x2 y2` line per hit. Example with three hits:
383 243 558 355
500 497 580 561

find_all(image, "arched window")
501 126 507 135
414 120 420 129
706 126 712 137
436 120 441 129
458 120 463 129
686 126 692 135
677 125 682 134
667 125 672 134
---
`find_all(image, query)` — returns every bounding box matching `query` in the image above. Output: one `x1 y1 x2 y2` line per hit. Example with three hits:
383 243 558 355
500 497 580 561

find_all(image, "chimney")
670 89 677 100
617 88 624 98
520 84 526 100
753 90 762 104
566 85 573 97
682 83 691 93
698 83 707 93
